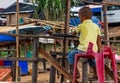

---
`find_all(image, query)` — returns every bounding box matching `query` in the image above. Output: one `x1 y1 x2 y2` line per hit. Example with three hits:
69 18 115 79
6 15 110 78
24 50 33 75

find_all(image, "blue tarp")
70 16 101 28
91 7 101 13
0 34 15 42
0 26 52 43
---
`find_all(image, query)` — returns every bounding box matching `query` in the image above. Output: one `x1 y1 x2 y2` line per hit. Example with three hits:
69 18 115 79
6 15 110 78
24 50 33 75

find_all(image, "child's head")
79 7 92 22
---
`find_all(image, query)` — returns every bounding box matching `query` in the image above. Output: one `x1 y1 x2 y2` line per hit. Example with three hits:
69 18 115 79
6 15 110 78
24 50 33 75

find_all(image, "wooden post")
61 0 71 82
15 0 19 81
103 1 110 81
103 4 110 46
32 38 39 83
7 46 10 56
82 58 88 83
64 0 71 52
12 45 16 81
49 54 57 83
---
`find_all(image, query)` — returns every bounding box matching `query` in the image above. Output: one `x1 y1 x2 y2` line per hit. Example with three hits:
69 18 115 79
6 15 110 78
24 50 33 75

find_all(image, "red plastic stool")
73 42 118 83
103 46 118 83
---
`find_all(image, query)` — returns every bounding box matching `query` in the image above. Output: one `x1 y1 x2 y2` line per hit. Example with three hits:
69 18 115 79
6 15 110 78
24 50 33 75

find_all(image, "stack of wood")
0 18 75 34
0 68 12 81
24 18 65 33
109 26 120 38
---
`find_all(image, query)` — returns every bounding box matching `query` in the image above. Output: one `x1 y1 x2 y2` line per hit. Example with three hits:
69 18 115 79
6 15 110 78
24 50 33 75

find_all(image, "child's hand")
70 31 77 36
47 30 53 35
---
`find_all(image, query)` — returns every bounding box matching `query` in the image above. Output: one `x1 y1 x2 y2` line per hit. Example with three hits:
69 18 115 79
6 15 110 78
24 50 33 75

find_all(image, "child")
68 7 101 78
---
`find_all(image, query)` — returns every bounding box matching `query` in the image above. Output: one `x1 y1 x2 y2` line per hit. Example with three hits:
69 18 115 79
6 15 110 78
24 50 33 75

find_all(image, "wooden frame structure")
0 0 120 83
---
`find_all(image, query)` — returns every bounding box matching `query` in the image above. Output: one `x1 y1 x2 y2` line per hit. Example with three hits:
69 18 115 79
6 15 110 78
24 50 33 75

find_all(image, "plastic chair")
103 46 118 83
73 42 118 83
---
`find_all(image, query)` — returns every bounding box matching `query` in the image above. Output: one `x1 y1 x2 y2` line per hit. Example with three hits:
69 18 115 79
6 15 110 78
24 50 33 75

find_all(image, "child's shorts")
67 48 96 67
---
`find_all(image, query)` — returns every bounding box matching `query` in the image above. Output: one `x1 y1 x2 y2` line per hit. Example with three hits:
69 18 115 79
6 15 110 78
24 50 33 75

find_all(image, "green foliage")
32 0 40 19
0 52 8 57
32 0 78 20
0 51 15 57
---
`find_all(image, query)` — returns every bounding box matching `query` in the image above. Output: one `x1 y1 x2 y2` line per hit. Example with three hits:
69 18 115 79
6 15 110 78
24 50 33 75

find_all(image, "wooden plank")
80 0 120 6
39 48 73 81
103 1 120 6
105 64 114 79
0 23 35 32
91 80 115 83
0 57 45 62
80 0 102 5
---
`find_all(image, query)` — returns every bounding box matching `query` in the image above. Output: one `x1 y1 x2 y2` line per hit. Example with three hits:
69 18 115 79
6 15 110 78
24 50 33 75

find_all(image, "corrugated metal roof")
9 26 52 34
0 2 34 14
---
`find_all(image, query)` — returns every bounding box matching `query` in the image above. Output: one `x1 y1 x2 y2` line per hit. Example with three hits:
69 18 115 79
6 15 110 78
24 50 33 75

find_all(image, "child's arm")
97 35 102 53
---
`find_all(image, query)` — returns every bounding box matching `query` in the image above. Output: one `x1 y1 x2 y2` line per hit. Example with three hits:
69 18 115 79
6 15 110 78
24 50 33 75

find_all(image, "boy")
68 7 101 78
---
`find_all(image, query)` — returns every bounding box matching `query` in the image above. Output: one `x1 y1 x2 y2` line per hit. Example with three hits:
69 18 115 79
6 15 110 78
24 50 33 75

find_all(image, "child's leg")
68 49 80 64
68 49 84 78
70 64 80 78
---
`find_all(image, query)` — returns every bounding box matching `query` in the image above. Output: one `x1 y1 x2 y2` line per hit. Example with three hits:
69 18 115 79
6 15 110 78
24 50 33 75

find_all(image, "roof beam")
80 0 120 6
103 1 120 6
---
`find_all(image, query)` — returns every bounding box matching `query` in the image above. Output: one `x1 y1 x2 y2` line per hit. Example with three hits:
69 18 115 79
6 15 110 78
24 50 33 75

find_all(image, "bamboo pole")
15 0 19 81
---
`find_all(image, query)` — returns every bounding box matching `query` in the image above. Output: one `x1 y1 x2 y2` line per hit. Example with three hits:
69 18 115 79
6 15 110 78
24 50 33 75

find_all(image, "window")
23 0 30 3
23 0 37 3
107 6 120 11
